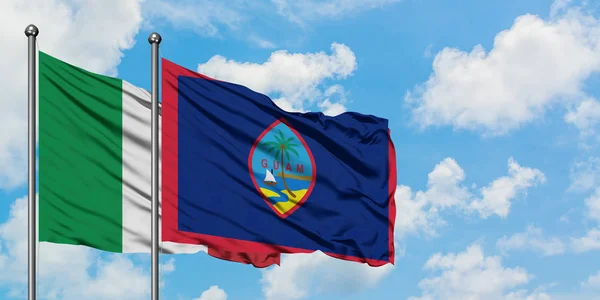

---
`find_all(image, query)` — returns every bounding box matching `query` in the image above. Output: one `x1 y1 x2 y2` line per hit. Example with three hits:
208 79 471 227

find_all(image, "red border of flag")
161 58 397 267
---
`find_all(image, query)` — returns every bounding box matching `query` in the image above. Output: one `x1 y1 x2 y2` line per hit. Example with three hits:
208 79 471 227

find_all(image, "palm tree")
264 129 300 198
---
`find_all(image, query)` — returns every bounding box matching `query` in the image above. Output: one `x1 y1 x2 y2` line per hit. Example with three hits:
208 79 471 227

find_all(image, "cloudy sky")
1 0 600 299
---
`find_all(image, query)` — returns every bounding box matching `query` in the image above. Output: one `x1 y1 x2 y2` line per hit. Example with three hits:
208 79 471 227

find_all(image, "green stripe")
39 51 124 252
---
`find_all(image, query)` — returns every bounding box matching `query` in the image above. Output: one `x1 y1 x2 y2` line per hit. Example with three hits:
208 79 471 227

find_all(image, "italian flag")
38 51 203 254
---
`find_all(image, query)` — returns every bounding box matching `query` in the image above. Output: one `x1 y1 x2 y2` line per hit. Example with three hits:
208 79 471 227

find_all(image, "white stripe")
121 80 206 254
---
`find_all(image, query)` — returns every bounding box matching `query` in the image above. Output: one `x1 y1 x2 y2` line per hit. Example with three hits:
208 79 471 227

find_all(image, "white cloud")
550 0 574 17
248 35 277 49
143 0 393 46
570 186 600 253
420 157 471 209
496 225 566 256
0 196 154 299
394 158 469 238
504 289 553 300
585 188 600 222
318 99 347 116
581 270 600 289
197 43 357 113
143 0 244 37
0 0 144 189
409 243 548 300
160 257 176 273
405 4 600 135
194 285 228 300
260 251 394 300
272 98 306 114
394 185 445 238
396 157 545 238
159 257 176 288
76 256 149 300
569 157 600 192
317 85 348 116
468 157 546 218
145 0 397 40
565 98 600 137
571 228 600 253
423 44 434 58
272 0 400 24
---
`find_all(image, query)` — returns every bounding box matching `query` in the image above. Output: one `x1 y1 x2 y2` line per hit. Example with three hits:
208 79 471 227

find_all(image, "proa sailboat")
263 169 277 186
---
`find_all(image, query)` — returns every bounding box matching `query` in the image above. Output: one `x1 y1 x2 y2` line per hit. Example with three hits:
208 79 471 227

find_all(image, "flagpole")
149 32 162 300
25 24 39 300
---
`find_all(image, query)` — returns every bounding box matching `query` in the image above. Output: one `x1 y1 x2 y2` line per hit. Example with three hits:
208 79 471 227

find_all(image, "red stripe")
161 57 180 248
161 58 395 267
388 129 397 264
161 58 280 268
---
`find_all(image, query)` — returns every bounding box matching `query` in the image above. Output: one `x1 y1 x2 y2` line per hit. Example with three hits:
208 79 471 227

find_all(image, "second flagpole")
149 32 162 300
25 23 39 300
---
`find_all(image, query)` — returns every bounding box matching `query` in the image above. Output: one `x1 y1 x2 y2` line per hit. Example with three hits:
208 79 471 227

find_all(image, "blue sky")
1 0 600 299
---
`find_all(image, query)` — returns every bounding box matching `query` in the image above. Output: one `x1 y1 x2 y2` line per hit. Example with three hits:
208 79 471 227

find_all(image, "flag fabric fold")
161 58 397 267
38 51 204 254
38 52 279 266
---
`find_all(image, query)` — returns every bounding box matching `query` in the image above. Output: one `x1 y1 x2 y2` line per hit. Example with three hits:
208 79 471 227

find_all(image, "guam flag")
161 58 397 268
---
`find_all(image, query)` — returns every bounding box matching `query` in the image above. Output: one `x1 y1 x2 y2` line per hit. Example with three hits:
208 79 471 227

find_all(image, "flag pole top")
24 24 39 37
148 32 161 44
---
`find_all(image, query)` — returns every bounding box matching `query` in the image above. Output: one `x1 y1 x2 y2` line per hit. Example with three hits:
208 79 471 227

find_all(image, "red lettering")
286 162 292 171
261 159 268 168
274 161 280 170
296 164 304 173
